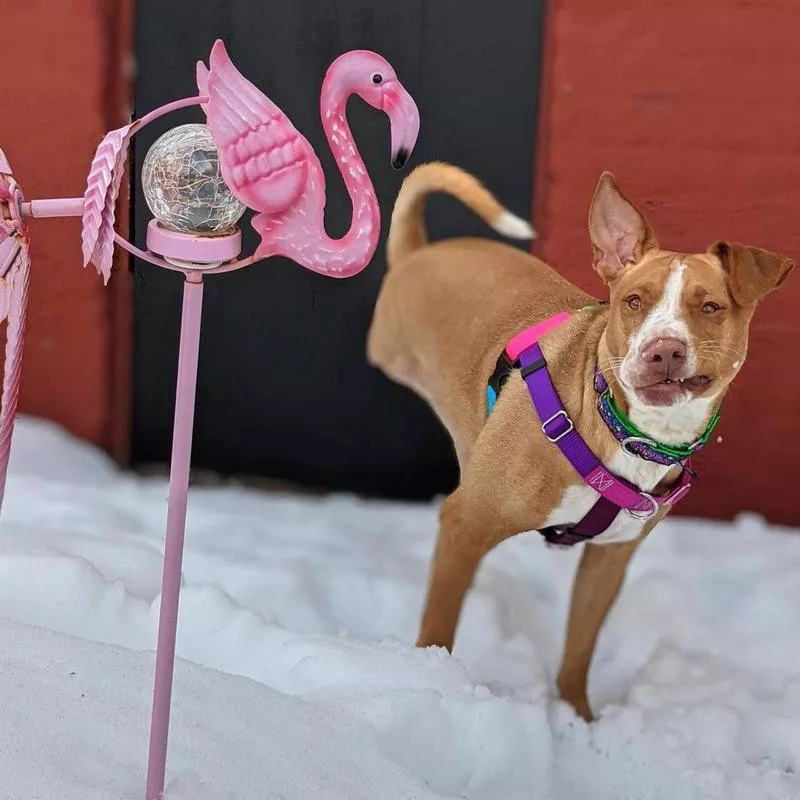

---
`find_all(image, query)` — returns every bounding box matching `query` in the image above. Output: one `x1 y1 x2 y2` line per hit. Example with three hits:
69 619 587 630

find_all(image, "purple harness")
495 314 694 547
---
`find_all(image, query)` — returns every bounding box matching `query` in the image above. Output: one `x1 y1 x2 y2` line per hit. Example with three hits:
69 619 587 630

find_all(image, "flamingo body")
198 40 419 277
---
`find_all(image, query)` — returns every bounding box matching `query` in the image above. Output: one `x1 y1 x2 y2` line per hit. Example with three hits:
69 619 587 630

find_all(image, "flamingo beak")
383 82 420 170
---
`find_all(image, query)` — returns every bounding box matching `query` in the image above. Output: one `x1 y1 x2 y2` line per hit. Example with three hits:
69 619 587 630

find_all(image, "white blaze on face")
617 260 721 444
621 262 696 388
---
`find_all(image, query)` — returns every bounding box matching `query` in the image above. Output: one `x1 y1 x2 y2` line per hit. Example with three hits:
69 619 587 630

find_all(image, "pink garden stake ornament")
0 39 419 799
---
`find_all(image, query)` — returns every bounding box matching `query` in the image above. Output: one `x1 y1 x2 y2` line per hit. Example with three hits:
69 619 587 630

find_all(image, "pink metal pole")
146 272 204 800
20 198 84 218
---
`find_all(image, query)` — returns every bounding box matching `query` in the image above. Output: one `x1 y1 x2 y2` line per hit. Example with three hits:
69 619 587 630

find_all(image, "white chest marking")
542 449 672 544
627 392 719 447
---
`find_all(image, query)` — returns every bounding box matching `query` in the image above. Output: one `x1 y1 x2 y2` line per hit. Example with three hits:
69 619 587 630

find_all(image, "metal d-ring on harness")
486 306 720 547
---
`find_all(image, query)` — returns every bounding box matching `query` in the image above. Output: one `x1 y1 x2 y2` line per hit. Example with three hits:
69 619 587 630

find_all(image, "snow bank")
1 417 798 799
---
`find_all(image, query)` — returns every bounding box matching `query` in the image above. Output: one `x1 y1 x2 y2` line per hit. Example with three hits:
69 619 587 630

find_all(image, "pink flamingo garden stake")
0 39 419 799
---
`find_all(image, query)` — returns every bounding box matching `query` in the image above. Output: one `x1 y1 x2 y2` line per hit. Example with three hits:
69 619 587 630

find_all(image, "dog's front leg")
417 490 496 651
556 523 657 721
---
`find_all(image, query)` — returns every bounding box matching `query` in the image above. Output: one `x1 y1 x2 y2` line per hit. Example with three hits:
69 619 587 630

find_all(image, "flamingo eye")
372 73 383 85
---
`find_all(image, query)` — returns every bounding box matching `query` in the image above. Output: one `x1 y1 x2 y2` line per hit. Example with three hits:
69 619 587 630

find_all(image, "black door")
132 0 546 499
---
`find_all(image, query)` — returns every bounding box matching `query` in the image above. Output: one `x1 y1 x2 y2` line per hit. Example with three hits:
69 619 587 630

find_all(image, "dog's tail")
386 162 536 267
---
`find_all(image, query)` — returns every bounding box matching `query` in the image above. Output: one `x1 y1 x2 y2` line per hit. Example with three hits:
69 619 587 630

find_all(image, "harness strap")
517 343 692 517
485 310 698 547
539 497 621 548
506 312 573 361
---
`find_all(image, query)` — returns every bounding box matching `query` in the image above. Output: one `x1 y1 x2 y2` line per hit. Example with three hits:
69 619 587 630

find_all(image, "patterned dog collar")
594 369 721 466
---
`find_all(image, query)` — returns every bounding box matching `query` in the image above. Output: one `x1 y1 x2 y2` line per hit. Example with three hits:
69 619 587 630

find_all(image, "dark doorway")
132 0 546 499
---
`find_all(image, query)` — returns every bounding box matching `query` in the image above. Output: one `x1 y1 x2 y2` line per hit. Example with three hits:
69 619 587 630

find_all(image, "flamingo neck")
316 83 380 276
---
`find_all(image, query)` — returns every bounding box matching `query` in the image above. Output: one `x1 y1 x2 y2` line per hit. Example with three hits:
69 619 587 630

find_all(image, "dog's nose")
641 337 687 375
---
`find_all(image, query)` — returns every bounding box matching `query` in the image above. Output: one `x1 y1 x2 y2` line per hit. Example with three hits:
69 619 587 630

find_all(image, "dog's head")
590 172 793 414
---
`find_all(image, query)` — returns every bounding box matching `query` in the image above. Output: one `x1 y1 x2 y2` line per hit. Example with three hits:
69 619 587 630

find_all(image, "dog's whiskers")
696 350 739 359
597 360 624 375
695 340 743 359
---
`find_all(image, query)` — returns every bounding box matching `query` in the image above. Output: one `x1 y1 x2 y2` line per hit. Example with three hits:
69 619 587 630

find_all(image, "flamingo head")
325 51 420 170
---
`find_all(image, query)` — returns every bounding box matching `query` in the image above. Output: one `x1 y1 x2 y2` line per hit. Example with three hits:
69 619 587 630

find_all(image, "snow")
1 416 799 799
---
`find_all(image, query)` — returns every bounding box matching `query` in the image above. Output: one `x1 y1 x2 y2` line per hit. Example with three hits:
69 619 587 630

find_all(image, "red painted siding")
535 0 800 524
0 1 131 456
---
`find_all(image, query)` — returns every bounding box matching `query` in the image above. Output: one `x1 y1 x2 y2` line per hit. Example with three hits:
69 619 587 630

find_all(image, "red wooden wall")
0 0 132 460
3 0 798 524
534 0 800 525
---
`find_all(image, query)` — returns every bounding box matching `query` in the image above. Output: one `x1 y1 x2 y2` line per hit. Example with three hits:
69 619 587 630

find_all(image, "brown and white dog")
367 162 793 720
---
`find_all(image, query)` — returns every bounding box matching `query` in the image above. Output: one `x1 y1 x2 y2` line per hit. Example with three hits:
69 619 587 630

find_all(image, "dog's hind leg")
416 489 499 650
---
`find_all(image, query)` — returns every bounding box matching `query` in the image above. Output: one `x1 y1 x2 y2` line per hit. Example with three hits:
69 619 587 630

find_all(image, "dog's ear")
709 241 794 307
589 172 658 283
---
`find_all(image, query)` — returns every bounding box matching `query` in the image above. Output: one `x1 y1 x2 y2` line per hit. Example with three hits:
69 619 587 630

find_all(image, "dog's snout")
641 337 687 377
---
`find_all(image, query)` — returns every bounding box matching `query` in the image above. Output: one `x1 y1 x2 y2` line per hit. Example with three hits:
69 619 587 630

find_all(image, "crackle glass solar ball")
142 123 245 234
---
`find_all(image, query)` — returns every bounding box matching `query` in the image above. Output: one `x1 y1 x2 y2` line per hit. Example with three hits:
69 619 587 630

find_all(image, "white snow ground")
1 417 799 800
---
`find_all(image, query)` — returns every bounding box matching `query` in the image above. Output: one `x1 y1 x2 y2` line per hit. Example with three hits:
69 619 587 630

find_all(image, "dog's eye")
372 73 383 85
701 302 721 314
627 295 642 311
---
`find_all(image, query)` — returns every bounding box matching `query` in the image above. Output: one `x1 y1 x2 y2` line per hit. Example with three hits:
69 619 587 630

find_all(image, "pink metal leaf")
92 152 128 284
0 237 29 512
82 123 134 284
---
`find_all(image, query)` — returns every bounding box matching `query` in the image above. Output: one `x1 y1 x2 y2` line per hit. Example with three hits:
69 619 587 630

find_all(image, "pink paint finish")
199 40 419 277
146 275 204 800
82 122 135 284
0 149 30 515
146 220 242 265
21 198 84 218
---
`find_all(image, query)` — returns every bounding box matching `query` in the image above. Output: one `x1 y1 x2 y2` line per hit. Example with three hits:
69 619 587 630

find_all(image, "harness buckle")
541 410 574 443
625 492 659 520
620 435 659 456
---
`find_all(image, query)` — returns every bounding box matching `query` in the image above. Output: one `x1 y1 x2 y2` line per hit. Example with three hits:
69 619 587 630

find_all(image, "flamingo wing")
201 39 311 215
0 236 29 513
82 122 135 284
